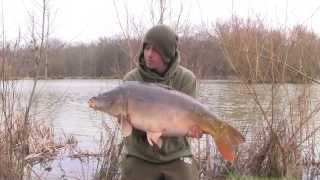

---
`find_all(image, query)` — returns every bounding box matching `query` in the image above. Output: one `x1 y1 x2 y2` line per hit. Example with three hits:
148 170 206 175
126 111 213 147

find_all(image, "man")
121 24 202 180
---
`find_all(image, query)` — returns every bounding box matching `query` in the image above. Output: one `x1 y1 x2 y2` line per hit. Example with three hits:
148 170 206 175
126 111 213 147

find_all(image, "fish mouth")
88 97 97 109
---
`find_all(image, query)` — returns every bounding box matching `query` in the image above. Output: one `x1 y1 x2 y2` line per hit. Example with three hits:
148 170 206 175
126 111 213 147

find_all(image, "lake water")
10 79 320 179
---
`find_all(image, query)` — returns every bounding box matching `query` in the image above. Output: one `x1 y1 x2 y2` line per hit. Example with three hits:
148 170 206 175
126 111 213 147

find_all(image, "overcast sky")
2 0 320 43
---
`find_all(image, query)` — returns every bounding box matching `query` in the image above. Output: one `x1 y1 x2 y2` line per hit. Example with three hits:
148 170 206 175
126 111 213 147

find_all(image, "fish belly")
128 104 195 137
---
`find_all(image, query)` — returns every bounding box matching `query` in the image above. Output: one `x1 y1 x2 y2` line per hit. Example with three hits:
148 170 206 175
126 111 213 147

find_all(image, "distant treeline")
3 18 320 82
7 33 230 79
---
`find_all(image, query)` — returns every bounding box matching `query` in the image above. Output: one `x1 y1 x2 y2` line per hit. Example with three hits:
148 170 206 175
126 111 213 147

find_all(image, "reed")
94 121 123 180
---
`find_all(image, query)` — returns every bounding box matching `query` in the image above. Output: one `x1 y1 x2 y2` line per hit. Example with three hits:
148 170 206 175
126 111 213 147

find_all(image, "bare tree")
112 0 144 70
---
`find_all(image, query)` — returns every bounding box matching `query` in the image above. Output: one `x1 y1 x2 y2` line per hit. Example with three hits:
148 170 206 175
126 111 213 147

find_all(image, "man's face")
143 44 167 74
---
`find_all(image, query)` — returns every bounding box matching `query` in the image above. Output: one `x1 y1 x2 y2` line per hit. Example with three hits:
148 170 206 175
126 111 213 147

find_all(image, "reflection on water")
9 79 320 179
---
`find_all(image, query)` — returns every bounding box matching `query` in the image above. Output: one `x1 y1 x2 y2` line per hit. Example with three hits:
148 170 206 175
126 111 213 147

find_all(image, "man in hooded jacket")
121 24 202 180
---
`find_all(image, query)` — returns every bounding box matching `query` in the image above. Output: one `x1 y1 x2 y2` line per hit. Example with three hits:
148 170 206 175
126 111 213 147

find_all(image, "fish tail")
207 120 245 164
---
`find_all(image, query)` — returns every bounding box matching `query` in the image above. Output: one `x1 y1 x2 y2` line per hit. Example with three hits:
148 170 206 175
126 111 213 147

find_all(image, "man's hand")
187 126 203 138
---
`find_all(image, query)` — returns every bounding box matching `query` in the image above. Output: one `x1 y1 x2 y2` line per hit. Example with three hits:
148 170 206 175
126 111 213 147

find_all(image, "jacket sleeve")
179 70 197 98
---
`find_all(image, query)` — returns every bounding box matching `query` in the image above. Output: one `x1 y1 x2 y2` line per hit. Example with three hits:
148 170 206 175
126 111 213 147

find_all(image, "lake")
11 79 320 179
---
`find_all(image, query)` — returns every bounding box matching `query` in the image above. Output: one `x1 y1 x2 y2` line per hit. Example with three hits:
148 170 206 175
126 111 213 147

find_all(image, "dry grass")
0 113 65 179
215 17 320 179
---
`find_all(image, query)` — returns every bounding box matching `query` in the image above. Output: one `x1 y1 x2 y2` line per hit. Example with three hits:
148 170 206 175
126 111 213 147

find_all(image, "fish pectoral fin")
146 132 163 148
120 117 132 137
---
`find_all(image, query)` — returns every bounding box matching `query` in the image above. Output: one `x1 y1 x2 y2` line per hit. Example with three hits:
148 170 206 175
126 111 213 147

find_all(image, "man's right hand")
187 126 203 138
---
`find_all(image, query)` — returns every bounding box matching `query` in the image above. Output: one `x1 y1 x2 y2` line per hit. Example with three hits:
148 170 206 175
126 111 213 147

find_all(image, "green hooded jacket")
122 49 197 163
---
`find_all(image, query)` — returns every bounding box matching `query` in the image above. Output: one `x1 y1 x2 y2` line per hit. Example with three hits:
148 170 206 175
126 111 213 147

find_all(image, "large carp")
88 81 245 163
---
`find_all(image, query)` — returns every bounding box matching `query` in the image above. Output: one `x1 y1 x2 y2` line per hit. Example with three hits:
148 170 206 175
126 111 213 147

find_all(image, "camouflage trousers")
120 155 200 180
